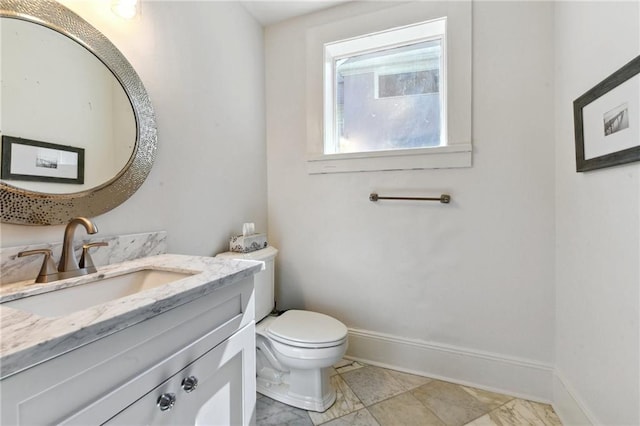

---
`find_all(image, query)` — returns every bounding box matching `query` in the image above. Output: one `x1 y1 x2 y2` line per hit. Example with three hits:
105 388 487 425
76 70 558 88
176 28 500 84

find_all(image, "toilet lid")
266 310 347 347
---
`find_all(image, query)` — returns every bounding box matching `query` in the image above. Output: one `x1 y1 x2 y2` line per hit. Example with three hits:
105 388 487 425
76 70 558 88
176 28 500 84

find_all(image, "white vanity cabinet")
103 323 253 425
0 276 256 426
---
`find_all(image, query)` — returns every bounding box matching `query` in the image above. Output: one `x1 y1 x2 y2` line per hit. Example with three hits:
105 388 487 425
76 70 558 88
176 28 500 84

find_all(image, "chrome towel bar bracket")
369 193 451 204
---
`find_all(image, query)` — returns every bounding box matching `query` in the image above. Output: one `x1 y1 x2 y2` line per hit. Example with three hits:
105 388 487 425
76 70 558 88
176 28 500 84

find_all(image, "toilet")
216 246 348 412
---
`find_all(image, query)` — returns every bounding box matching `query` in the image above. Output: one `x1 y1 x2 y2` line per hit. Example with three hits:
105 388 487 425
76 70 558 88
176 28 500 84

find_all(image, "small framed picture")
573 55 640 172
1 135 85 184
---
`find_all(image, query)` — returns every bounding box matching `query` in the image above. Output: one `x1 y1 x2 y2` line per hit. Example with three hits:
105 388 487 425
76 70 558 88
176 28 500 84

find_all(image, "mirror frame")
0 0 157 225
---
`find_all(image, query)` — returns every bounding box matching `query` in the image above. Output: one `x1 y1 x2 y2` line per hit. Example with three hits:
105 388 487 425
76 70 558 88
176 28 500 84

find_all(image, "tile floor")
256 360 562 426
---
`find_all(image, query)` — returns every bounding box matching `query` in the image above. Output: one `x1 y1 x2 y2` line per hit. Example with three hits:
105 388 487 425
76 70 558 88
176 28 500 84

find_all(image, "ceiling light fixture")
111 0 138 19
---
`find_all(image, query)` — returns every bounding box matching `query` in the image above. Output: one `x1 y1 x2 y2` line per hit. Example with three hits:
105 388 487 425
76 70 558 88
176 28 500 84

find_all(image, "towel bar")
369 193 451 204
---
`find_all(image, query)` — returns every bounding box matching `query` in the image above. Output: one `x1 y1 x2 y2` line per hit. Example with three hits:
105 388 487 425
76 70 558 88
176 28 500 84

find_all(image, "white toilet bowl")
255 310 348 412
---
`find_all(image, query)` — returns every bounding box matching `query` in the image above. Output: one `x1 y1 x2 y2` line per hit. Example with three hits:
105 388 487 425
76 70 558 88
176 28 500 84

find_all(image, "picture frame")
573 55 640 172
1 135 85 184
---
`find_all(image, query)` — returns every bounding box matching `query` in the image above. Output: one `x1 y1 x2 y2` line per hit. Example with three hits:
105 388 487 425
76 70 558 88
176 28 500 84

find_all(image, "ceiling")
240 1 350 26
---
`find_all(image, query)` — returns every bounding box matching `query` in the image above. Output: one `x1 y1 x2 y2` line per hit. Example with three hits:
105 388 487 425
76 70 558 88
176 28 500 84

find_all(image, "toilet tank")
216 246 278 322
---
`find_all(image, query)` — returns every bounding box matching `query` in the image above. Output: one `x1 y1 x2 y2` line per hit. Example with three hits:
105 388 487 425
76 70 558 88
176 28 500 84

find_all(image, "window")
325 19 447 155
306 2 472 174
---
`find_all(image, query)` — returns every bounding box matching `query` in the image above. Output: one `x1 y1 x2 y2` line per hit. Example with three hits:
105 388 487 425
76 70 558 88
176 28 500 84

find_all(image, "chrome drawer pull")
182 376 198 393
157 393 176 411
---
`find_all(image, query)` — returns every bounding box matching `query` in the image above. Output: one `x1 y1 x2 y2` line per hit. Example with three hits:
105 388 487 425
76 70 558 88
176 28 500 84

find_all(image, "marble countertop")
0 254 262 378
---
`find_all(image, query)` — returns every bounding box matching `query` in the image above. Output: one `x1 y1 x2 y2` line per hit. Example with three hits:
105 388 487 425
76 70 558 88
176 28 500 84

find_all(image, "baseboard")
346 328 554 402
552 371 597 425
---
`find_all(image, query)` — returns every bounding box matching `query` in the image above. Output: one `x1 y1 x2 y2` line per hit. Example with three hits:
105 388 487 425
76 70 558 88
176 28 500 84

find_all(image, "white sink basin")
2 269 196 318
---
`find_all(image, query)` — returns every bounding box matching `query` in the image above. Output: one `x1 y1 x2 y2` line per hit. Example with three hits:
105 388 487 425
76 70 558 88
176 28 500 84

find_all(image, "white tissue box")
230 234 267 253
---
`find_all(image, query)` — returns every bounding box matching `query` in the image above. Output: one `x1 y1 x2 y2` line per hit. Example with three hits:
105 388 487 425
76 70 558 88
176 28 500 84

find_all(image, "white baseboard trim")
552 371 597 425
346 328 553 402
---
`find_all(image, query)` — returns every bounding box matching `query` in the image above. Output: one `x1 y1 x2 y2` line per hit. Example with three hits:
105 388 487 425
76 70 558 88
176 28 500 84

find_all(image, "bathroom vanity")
1 2 258 422
0 254 261 425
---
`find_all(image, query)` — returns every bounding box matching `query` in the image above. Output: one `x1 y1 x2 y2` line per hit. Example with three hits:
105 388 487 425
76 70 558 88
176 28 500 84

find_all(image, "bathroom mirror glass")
0 0 157 225
1 17 136 194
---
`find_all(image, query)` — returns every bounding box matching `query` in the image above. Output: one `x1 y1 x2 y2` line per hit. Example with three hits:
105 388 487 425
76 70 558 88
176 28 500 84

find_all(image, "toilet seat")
263 310 348 349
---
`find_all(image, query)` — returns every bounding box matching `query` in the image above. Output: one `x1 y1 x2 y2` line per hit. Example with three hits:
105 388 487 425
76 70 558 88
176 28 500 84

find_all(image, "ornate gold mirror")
0 0 157 225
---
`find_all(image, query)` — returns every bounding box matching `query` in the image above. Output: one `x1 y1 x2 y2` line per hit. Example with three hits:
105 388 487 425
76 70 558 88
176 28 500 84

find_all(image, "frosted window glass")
335 39 442 154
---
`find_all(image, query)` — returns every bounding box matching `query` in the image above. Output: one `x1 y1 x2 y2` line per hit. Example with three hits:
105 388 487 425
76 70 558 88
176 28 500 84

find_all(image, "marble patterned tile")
256 396 313 426
464 399 562 426
334 359 366 374
341 366 408 406
321 409 380 426
525 401 563 425
385 368 433 390
460 385 514 410
308 375 365 425
368 392 446 426
255 368 559 426
410 380 498 426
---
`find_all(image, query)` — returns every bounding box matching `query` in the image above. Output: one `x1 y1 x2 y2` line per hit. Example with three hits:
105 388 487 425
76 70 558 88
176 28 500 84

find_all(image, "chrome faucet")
58 217 99 279
17 217 107 284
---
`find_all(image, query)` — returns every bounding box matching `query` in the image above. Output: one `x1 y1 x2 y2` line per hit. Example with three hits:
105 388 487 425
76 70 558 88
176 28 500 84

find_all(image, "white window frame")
324 18 448 155
305 2 472 174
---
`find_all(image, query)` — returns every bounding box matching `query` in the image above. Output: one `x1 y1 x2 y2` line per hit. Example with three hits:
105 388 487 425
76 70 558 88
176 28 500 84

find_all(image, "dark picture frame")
573 55 640 172
1 135 85 184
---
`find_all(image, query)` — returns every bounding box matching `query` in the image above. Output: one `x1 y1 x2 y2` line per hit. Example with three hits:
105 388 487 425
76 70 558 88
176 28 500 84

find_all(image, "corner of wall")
552 370 597 425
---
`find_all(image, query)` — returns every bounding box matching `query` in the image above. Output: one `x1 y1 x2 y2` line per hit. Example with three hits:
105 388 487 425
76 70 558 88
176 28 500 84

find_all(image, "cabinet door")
103 322 256 426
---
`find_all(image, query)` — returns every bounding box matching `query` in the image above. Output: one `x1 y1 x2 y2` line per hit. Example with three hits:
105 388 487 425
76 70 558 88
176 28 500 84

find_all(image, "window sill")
307 144 472 174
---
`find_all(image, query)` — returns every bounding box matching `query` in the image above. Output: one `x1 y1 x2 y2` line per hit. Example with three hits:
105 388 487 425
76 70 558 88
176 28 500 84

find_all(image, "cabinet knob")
157 392 176 411
181 375 199 393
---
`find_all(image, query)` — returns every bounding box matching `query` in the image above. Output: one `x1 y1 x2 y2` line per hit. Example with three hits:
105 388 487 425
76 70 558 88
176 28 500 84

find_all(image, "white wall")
0 0 267 257
266 1 556 398
554 2 640 424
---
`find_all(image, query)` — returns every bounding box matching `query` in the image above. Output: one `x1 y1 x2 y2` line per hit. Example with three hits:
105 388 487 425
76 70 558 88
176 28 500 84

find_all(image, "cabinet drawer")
101 322 255 426
1 277 254 425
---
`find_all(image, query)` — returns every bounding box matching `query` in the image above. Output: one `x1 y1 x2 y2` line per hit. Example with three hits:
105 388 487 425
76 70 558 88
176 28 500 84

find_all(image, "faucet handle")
79 242 108 273
17 249 59 284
